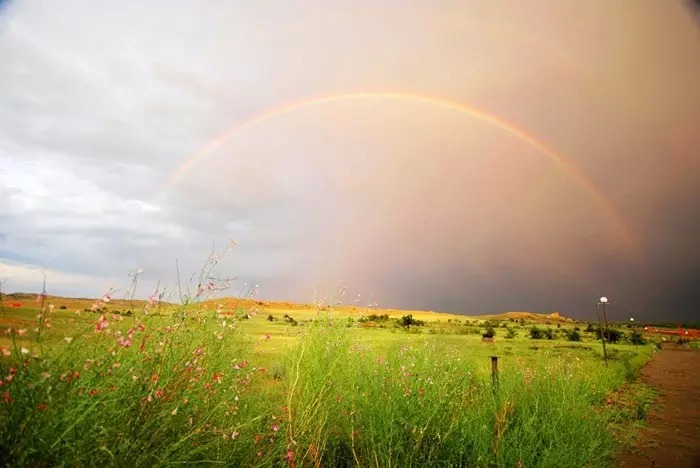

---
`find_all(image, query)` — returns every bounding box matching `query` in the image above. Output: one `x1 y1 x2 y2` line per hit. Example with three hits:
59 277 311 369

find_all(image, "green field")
0 297 655 466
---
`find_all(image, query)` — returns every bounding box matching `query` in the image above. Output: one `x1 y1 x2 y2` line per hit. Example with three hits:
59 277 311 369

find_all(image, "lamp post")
630 317 638 352
597 297 610 366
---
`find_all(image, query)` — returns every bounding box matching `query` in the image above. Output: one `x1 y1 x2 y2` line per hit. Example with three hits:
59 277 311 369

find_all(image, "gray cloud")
0 0 699 320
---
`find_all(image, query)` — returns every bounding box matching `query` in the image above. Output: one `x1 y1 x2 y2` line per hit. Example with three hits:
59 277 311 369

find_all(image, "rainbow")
161 91 643 262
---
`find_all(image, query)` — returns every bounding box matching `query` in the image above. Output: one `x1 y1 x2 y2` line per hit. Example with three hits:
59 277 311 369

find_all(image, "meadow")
0 293 655 467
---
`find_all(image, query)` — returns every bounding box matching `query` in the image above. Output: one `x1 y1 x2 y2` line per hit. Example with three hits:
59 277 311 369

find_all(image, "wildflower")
37 403 48 411
64 337 73 344
212 373 222 384
1 348 10 358
171 408 178 415
265 334 271 340
94 316 109 333
48 304 55 312
286 450 294 463
151 374 159 383
231 430 239 440
20 347 29 355
17 329 27 337
112 362 121 369
118 338 132 348
89 389 98 396
3 391 12 404
72 371 80 380
272 424 279 432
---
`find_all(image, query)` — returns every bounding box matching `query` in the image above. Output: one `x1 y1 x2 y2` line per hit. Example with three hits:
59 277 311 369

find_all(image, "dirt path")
617 346 700 468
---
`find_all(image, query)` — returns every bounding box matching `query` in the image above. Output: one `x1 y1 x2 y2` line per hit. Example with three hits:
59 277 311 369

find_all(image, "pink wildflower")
272 424 279 432
94 316 109 333
118 338 132 348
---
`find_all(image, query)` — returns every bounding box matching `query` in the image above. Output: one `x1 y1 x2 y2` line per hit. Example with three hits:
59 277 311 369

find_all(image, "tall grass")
0 310 650 466
282 320 631 467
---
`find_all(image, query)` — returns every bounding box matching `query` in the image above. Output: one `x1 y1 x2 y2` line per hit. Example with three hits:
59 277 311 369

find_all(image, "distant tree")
399 314 424 329
482 326 496 338
543 328 555 340
530 326 544 340
585 322 596 333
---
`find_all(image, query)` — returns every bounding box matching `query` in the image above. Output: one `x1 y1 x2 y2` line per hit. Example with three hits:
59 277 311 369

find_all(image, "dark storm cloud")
0 0 698 320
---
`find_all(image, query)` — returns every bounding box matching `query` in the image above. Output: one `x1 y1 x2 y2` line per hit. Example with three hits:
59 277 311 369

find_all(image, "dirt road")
617 346 700 467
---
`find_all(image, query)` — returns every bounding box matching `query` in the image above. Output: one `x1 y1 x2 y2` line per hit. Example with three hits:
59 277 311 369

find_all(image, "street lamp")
596 296 611 365
630 317 638 352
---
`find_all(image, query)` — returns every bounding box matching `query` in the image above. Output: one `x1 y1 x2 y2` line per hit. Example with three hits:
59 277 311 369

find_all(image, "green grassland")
0 295 656 466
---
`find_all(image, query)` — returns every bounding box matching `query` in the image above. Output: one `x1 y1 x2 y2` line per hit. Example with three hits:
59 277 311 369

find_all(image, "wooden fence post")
490 355 499 392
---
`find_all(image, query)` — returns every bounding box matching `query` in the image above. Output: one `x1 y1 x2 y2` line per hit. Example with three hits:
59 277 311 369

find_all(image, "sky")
0 0 699 320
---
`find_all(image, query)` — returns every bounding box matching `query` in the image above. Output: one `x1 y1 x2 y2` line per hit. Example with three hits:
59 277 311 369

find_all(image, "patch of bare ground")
617 345 700 467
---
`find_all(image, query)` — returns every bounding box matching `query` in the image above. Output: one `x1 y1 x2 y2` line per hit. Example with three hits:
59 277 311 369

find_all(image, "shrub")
505 327 517 339
595 328 624 343
267 314 275 321
530 326 544 339
565 329 582 342
59 305 67 310
482 325 496 338
628 330 646 345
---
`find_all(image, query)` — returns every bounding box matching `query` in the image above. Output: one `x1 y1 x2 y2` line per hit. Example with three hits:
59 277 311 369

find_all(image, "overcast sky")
1 0 699 320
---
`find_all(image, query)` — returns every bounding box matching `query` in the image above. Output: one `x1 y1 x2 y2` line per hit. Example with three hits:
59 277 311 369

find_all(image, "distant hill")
1 292 578 324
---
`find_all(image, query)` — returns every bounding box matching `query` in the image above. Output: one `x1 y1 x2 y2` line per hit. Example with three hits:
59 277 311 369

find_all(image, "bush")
267 314 275 321
505 327 517 339
59 305 67 310
628 330 646 345
482 326 496 338
530 326 544 340
543 328 555 340
565 329 582 342
595 328 624 343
